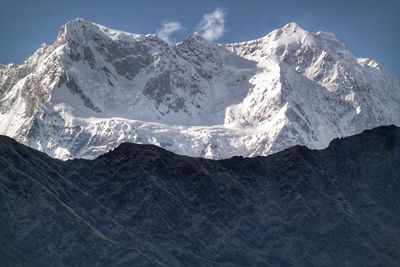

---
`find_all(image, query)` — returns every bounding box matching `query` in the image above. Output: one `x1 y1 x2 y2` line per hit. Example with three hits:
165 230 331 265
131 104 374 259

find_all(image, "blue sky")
0 0 399 77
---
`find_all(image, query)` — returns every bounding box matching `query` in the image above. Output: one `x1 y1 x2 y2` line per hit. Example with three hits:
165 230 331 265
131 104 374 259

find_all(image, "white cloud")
197 8 226 41
157 21 184 43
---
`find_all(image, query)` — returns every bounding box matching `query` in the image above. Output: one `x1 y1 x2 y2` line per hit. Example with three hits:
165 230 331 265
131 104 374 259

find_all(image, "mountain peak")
177 31 217 51
275 22 308 36
62 18 99 33
57 18 100 41
58 18 143 43
230 22 312 49
283 22 300 30
66 17 92 25
181 31 211 44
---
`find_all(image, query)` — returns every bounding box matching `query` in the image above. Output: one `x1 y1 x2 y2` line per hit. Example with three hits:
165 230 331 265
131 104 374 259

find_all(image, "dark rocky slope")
0 125 399 266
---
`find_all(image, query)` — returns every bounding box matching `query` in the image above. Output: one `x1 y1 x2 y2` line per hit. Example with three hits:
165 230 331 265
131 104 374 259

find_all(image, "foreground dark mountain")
0 125 399 266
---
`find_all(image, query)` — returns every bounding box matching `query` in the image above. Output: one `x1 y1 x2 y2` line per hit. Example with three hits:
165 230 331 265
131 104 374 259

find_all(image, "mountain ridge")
1 19 399 160
1 125 399 266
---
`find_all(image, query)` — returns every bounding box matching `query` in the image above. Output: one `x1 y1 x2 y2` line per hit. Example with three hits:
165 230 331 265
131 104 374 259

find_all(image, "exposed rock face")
0 19 399 160
0 125 399 266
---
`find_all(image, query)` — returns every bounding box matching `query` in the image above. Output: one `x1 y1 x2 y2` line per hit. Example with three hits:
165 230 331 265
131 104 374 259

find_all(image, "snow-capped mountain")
1 19 399 159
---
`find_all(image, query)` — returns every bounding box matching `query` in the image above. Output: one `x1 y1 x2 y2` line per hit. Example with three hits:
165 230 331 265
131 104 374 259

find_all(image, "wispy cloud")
157 21 185 43
196 8 226 41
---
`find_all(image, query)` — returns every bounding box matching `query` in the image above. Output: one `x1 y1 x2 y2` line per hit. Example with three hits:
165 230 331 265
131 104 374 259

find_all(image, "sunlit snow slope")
0 19 399 159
